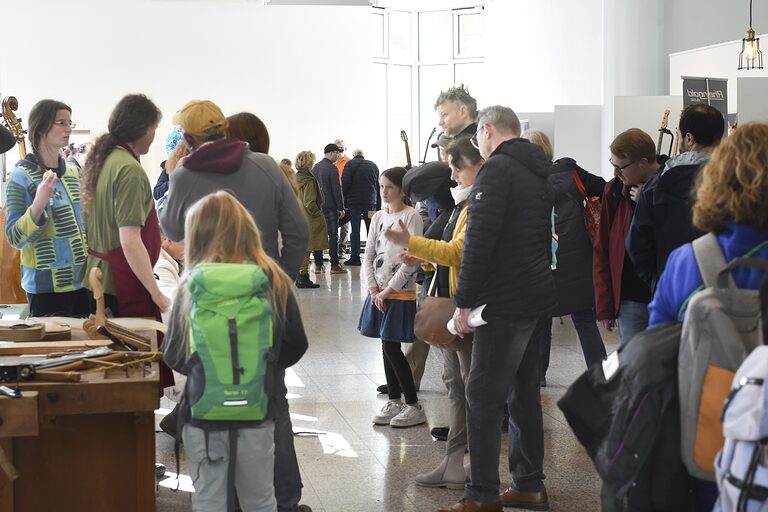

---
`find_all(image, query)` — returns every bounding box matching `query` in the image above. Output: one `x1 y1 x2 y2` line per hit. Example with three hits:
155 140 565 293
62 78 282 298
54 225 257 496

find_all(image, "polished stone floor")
156 262 619 511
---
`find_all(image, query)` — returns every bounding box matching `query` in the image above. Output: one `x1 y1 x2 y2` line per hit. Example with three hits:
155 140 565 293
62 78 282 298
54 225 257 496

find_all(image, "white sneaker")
390 403 426 428
373 400 403 425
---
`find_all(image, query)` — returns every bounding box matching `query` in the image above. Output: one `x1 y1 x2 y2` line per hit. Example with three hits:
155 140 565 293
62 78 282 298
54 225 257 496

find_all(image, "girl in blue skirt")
359 167 425 428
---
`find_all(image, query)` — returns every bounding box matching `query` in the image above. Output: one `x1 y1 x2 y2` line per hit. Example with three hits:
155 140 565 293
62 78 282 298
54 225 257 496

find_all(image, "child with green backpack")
163 191 308 512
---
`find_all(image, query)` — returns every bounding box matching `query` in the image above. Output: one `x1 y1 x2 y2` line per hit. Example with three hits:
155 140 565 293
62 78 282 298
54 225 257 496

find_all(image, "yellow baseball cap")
173 100 229 137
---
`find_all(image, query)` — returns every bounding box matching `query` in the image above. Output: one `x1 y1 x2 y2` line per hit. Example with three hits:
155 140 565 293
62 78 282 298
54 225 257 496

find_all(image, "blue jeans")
464 314 544 504
322 209 340 267
348 205 373 261
539 308 607 377
617 299 649 345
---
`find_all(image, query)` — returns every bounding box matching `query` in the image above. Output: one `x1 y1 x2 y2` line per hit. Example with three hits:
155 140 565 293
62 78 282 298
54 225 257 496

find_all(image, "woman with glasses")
4 99 89 317
593 128 664 344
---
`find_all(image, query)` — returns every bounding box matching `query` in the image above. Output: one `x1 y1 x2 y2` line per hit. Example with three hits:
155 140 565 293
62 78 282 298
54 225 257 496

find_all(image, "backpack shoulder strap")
692 233 735 288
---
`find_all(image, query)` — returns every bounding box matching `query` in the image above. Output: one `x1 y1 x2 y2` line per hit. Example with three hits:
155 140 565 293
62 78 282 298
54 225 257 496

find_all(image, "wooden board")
0 340 111 356
0 392 37 438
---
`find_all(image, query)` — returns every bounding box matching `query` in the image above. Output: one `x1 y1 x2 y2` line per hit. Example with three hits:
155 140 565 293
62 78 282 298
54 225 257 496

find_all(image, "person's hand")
31 170 57 222
152 290 172 313
339 210 345 219
373 287 392 313
629 184 643 203
368 286 380 298
453 307 474 338
599 319 615 331
399 251 424 267
383 219 411 247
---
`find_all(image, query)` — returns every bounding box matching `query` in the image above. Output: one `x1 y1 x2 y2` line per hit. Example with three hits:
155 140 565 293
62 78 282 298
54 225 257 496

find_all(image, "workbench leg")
0 440 13 512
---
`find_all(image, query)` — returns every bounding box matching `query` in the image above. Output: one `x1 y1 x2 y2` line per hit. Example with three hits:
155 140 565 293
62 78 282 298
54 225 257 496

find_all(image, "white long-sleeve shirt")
363 206 423 292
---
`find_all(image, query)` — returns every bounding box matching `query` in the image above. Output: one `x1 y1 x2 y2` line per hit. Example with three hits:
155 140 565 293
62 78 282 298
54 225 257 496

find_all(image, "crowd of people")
2 82 768 512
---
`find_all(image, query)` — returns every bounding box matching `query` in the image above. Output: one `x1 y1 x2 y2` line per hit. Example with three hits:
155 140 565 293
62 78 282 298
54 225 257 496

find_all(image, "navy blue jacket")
342 155 380 209
311 158 344 212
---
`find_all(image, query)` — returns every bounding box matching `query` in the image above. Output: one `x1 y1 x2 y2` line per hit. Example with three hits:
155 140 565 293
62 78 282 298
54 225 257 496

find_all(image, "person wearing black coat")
626 104 724 292
443 106 554 512
524 130 608 386
544 157 608 380
341 150 380 265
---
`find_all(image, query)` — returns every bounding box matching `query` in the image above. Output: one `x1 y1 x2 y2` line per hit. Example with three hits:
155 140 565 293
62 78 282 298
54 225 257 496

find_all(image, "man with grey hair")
341 148 380 265
435 84 478 143
440 106 554 512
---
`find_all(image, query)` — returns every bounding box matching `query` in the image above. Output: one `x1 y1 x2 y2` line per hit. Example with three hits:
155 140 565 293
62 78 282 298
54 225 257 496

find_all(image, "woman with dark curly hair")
80 93 169 317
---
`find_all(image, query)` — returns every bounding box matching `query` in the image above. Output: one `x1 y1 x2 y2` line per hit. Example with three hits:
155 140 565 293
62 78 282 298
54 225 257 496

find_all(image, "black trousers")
27 288 90 318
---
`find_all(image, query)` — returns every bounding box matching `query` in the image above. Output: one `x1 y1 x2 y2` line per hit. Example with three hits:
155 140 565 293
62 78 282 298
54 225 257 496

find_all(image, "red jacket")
593 177 634 321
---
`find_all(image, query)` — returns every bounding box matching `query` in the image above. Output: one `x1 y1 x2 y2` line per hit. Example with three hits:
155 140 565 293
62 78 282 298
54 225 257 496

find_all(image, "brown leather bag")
414 273 471 351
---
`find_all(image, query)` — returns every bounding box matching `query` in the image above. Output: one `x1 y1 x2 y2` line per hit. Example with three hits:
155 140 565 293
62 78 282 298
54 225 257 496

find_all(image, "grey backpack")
679 233 768 481
714 343 768 512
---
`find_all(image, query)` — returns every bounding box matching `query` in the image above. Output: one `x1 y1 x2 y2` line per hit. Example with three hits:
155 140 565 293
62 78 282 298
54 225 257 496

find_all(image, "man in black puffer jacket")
440 106 555 512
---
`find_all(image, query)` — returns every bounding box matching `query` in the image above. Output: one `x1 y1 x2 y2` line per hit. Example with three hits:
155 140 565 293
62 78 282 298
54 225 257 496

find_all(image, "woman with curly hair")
648 122 768 511
80 93 169 317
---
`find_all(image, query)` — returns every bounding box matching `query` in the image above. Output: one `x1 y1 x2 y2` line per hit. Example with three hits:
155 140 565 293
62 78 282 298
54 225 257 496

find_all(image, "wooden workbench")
0 317 161 512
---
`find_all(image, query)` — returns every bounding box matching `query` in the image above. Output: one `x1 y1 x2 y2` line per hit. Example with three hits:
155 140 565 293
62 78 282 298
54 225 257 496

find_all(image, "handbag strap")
572 169 588 201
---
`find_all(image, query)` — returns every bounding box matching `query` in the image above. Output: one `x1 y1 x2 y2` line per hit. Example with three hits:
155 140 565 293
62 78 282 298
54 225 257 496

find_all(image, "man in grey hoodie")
159 100 309 278
159 99 312 512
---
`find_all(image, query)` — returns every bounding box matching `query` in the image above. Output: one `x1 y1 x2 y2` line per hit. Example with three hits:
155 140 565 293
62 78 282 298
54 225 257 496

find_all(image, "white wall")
554 105 602 175
0 0 372 181
482 0 602 112
738 77 768 124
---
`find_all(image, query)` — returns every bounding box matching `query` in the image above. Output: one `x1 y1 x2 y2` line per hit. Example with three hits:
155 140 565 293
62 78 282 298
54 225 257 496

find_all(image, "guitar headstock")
660 109 670 131
400 130 408 143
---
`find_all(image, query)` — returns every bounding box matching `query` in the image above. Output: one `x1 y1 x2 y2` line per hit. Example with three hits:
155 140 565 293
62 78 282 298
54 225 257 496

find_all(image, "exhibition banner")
682 76 729 128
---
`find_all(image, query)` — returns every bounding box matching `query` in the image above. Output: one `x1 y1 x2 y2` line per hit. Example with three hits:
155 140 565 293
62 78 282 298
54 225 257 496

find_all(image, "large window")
372 5 484 168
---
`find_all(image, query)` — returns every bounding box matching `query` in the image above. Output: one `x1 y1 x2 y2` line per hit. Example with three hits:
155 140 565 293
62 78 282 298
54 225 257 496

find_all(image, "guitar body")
1 96 28 304
0 209 25 303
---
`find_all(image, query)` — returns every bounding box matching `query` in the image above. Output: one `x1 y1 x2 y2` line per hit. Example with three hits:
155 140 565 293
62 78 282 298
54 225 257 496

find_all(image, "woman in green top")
5 99 89 317
80 94 170 317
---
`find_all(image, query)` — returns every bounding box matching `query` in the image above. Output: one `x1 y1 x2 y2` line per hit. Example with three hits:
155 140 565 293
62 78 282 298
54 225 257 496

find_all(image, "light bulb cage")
739 28 764 69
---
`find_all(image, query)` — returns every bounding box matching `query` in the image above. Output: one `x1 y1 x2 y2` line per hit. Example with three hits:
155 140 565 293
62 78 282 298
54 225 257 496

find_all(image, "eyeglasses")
470 125 485 149
54 120 76 128
608 159 634 172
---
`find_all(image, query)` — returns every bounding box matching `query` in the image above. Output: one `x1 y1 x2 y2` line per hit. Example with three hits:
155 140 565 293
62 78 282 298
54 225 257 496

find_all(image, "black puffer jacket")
454 138 555 319
549 158 606 317
342 155 380 208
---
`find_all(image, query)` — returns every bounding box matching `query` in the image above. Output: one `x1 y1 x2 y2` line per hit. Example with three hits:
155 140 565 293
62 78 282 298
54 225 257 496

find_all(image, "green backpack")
186 262 275 424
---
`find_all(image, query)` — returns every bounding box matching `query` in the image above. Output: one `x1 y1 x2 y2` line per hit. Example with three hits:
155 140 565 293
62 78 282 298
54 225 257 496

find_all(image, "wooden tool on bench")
82 268 152 351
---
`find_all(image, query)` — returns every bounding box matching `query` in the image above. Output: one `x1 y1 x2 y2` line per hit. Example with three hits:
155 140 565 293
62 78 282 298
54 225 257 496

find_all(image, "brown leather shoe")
330 265 347 274
500 487 549 511
436 499 502 512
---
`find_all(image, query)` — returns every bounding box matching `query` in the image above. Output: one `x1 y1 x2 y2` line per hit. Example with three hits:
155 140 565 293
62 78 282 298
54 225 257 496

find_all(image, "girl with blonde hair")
163 190 308 512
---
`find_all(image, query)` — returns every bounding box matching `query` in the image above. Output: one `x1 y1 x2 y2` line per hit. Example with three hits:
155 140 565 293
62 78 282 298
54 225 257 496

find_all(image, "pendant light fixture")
739 0 763 70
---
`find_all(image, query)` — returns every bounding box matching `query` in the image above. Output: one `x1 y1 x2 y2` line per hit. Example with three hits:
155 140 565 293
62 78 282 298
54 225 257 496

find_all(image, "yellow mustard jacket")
406 204 468 297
